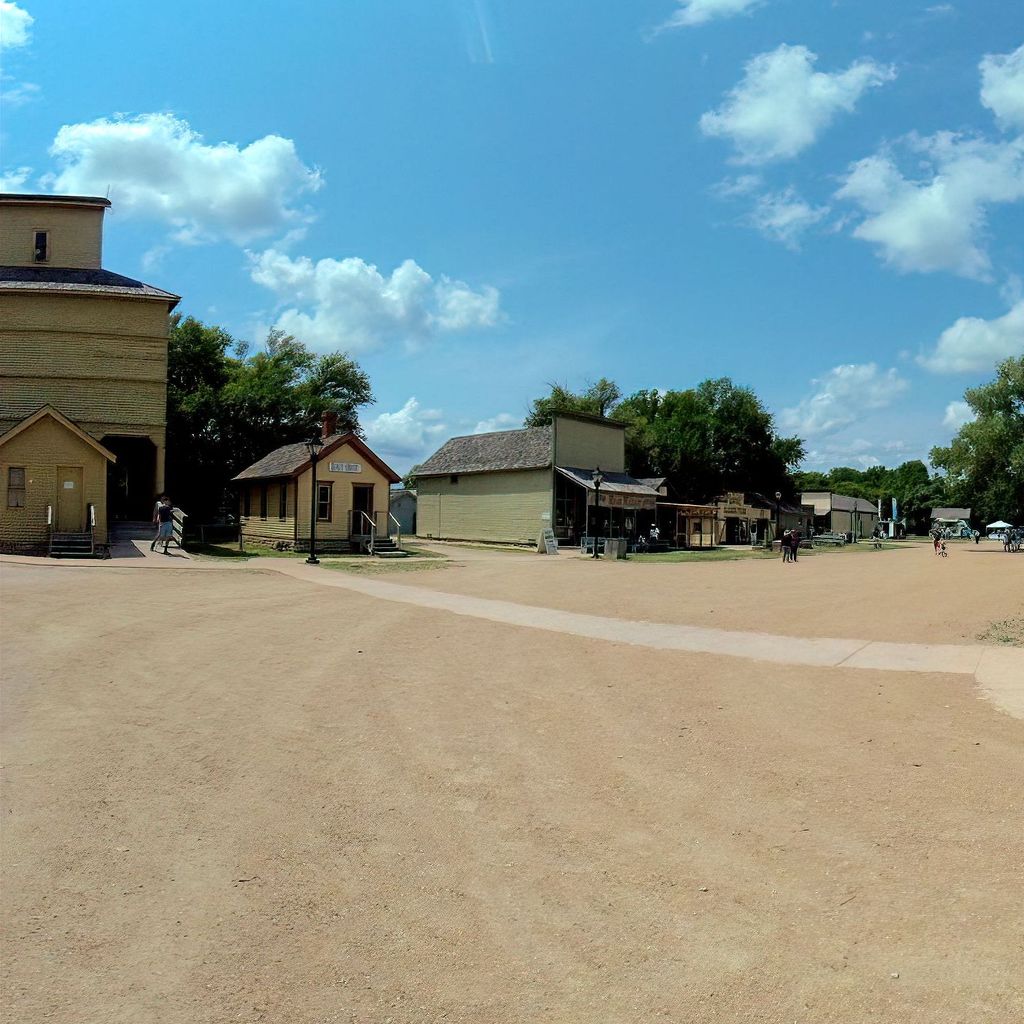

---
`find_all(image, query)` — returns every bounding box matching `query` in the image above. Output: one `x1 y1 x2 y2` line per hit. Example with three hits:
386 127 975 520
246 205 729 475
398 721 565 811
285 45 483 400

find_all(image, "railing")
388 511 402 551
46 504 53 556
356 510 377 553
172 508 188 549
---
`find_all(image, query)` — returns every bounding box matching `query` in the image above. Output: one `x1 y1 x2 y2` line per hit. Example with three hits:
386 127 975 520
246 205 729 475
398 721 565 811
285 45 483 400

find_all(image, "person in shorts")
151 496 174 553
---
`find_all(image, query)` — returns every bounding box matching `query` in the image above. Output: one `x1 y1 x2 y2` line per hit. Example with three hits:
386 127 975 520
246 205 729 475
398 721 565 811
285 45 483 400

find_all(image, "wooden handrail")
388 511 402 550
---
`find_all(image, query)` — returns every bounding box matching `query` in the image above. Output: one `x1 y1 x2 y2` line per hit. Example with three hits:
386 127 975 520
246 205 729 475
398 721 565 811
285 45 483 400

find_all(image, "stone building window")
7 467 26 507
243 488 251 517
259 484 268 520
278 483 288 520
33 231 48 262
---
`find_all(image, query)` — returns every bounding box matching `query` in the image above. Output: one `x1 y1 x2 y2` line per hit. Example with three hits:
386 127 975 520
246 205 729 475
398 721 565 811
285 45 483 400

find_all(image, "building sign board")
329 462 362 474
539 527 559 555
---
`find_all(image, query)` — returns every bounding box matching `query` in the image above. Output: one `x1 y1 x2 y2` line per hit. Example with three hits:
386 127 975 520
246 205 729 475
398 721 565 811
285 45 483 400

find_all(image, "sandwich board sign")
538 527 558 554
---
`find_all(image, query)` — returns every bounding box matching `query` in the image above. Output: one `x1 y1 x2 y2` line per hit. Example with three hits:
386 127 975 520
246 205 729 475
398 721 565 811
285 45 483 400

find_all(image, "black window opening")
278 483 288 519
259 484 268 520
243 487 251 517
7 467 26 508
34 231 48 262
450 474 459 484
317 483 333 522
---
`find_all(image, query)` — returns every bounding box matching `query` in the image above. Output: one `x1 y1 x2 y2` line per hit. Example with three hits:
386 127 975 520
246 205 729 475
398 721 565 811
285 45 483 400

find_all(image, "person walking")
151 496 174 553
781 530 791 563
790 527 802 562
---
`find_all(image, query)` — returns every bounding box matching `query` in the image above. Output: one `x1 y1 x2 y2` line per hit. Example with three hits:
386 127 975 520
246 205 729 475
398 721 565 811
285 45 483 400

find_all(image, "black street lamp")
306 434 326 564
592 466 604 559
774 490 782 549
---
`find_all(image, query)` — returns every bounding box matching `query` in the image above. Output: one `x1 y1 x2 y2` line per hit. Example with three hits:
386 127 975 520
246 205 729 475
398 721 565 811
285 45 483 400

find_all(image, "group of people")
779 528 802 563
1000 528 1022 552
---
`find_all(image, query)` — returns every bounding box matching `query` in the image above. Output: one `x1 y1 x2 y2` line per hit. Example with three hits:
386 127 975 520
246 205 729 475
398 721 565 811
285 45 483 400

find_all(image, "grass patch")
322 558 451 576
629 548 776 563
189 542 305 560
977 618 1024 646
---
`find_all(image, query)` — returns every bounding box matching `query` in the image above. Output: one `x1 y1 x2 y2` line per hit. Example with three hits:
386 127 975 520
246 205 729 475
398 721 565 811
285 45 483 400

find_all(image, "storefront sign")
329 462 362 473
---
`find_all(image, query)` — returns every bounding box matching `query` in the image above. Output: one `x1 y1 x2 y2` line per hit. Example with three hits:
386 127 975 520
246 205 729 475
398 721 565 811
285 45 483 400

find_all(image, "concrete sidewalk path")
266 560 1024 721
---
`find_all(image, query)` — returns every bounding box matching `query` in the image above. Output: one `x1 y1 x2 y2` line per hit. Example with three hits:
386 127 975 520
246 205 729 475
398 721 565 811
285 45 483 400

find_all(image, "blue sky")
2 0 1023 474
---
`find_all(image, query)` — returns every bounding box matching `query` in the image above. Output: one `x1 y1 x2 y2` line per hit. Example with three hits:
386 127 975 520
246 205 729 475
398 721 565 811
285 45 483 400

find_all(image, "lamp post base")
305 556 320 565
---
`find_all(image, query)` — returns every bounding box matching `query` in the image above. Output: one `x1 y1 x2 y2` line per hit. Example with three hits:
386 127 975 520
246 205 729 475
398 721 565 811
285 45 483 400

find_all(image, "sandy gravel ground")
2 557 1022 1023
401 540 1024 645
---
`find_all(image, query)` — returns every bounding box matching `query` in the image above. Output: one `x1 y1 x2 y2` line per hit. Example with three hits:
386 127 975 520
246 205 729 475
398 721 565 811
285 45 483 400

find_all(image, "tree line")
165 312 1023 530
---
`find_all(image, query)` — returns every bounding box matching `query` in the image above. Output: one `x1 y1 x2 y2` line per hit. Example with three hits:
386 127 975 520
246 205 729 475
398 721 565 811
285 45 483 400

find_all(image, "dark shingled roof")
232 440 313 481
232 432 401 484
0 265 180 305
414 426 553 477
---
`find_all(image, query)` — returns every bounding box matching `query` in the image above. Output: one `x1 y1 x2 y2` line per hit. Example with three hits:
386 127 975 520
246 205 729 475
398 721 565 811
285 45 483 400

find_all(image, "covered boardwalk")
554 467 660 543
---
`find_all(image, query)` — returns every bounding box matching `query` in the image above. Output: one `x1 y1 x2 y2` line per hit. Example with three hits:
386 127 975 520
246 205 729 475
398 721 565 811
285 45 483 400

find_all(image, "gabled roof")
232 432 400 484
931 507 972 520
0 405 117 461
0 266 180 307
414 425 553 477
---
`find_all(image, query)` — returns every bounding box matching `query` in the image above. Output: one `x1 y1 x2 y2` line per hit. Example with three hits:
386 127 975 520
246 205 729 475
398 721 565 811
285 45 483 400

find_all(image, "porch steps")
372 537 408 558
49 531 98 558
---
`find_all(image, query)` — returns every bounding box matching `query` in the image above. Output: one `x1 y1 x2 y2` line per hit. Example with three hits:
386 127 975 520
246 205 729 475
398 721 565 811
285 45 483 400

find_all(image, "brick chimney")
321 410 339 440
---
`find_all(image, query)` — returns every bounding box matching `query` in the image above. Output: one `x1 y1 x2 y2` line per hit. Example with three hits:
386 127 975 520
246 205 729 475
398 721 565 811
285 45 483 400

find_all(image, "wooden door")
56 466 84 532
352 484 374 530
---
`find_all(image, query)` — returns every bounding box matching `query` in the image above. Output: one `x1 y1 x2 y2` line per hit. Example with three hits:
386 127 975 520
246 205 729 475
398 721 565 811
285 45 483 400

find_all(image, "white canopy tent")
986 520 1013 530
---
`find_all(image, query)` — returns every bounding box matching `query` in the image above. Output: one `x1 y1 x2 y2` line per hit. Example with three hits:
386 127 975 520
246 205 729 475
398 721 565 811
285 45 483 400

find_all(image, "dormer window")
33 231 49 262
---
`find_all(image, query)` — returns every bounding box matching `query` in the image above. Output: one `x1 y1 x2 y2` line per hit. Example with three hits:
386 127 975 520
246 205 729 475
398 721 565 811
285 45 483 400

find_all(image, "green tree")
930 356 1024 524
165 318 374 519
523 378 623 427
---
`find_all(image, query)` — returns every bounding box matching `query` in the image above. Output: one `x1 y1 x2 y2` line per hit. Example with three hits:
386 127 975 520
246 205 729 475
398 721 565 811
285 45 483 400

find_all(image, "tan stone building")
0 193 179 552
233 414 401 553
414 413 659 546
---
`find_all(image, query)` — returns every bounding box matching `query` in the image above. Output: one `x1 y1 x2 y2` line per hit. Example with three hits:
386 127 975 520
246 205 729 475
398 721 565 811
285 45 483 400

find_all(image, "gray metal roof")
413 425 552 477
555 466 661 497
0 265 180 305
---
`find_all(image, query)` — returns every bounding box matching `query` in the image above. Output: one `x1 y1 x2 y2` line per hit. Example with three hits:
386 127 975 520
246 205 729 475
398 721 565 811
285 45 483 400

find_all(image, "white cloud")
980 42 1024 130
45 113 321 246
0 75 38 106
943 400 975 430
918 301 1024 373
699 44 895 163
0 165 31 190
747 188 829 248
249 248 502 353
836 133 1024 279
364 398 447 461
0 1 32 48
780 363 909 437
709 173 763 198
473 413 521 433
657 0 764 30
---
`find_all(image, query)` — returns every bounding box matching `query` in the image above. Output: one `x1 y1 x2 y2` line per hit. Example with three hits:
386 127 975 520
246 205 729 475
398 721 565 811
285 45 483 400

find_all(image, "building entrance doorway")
56 466 84 531
102 436 157 521
352 483 374 530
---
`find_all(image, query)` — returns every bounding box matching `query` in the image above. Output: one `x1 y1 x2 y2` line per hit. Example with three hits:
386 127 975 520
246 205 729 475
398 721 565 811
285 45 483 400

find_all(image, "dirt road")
2 556 1022 1023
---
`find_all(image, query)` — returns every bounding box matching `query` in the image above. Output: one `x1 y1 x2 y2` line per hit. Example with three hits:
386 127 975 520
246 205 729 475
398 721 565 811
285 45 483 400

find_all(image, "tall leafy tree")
526 377 804 500
930 356 1024 524
165 317 373 519
523 378 622 426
